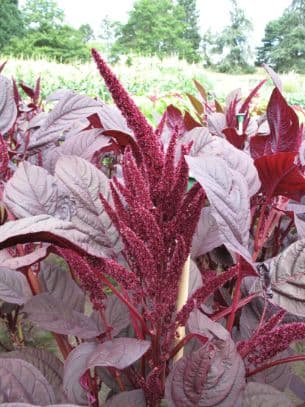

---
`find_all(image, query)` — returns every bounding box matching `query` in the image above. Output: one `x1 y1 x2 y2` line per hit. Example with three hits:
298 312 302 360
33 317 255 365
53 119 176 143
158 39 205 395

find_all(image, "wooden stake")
173 255 190 363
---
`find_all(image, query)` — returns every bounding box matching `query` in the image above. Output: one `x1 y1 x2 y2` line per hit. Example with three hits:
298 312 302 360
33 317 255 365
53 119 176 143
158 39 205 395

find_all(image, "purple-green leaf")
39 256 85 313
87 338 151 370
0 246 50 270
242 382 293 406
28 92 103 149
93 294 130 337
104 389 146 406
0 267 32 305
23 293 101 339
55 156 122 256
0 358 55 404
63 342 97 405
4 162 71 219
165 335 245 407
186 155 252 262
1 348 64 402
253 239 305 316
0 75 17 135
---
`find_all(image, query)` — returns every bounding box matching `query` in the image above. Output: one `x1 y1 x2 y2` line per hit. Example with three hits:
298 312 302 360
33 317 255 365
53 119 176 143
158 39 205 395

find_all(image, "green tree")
176 0 201 62
3 0 92 62
202 0 254 73
257 0 305 73
21 0 64 32
0 0 23 49
113 0 200 62
98 16 121 56
79 24 95 43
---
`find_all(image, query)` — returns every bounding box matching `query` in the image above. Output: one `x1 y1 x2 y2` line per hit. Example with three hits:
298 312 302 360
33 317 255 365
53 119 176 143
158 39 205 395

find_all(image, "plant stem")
173 255 190 363
252 203 268 261
226 257 242 333
211 293 259 321
26 266 71 359
246 355 305 377
97 272 147 339
169 333 208 360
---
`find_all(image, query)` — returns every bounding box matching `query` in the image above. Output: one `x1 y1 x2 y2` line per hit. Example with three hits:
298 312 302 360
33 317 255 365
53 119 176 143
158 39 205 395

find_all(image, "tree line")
1 0 304 73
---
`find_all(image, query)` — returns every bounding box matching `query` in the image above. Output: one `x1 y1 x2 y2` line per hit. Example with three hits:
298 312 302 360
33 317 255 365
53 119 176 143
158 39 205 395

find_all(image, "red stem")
97 273 147 339
211 293 259 321
252 203 268 261
246 355 305 377
226 258 242 333
169 333 208 361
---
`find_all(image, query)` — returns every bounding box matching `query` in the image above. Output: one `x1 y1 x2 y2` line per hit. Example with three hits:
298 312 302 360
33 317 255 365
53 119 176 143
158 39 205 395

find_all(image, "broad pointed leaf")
39 256 85 313
55 156 122 256
0 215 109 258
188 309 229 341
1 348 64 402
63 342 97 405
254 239 305 316
87 338 151 370
184 128 260 197
28 93 103 149
242 382 293 406
186 155 252 262
0 246 49 270
0 75 17 135
222 128 246 150
4 162 72 220
104 389 146 407
165 336 245 406
267 87 301 153
263 64 283 91
0 358 55 404
23 293 101 339
254 152 305 200
191 208 223 258
207 112 226 137
43 129 111 175
93 294 130 337
98 105 131 134
251 89 301 158
0 268 32 305
59 129 111 159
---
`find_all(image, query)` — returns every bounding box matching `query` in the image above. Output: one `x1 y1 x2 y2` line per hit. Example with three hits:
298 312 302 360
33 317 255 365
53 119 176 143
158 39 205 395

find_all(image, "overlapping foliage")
0 53 305 406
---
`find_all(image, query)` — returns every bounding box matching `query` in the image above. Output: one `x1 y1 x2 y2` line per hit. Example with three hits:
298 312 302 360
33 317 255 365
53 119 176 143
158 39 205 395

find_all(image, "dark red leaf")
33 77 41 104
12 78 21 105
183 111 202 130
214 99 224 113
250 135 273 159
88 112 103 128
19 82 35 99
254 152 305 200
165 104 186 135
222 127 247 150
263 64 283 91
0 61 7 73
240 79 267 113
193 79 207 101
105 389 146 406
186 93 204 116
267 88 301 153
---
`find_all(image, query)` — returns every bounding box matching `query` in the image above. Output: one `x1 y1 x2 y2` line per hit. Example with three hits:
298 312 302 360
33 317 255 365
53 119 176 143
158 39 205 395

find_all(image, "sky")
20 0 292 46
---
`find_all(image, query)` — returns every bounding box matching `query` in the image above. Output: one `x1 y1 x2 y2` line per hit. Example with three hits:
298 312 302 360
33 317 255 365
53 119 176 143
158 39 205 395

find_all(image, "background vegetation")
1 0 305 73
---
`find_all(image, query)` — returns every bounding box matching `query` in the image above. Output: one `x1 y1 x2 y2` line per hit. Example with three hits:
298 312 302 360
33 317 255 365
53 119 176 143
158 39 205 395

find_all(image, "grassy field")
1 54 305 119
